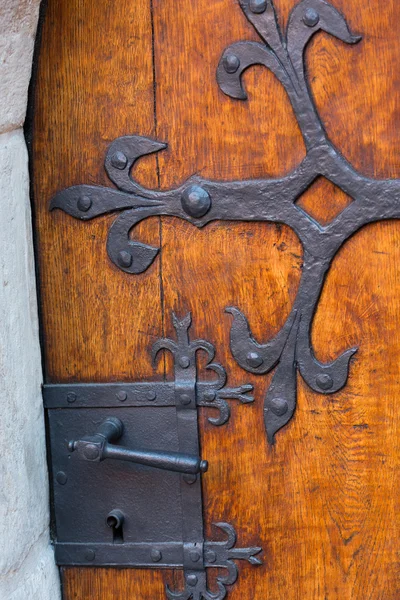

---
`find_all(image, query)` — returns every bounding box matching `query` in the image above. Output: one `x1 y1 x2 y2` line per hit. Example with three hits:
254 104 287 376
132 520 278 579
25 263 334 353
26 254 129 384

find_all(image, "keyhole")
106 509 125 544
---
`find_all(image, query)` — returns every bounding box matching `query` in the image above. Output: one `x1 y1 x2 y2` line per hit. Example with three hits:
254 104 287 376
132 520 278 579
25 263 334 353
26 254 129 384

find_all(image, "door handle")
68 416 208 475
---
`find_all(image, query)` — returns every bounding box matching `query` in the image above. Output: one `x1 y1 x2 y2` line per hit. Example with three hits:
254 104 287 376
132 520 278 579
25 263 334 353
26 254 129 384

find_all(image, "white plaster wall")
0 1 61 599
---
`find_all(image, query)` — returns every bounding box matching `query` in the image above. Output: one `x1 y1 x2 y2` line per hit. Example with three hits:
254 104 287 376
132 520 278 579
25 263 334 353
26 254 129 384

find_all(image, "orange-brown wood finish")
32 0 400 598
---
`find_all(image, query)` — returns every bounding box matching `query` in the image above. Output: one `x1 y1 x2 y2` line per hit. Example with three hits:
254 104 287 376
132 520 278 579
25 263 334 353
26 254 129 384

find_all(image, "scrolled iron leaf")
239 0 284 56
263 312 300 444
217 41 291 100
205 362 227 389
296 339 358 395
226 306 297 374
286 0 361 77
50 185 161 220
106 208 162 274
191 339 216 364
105 135 167 195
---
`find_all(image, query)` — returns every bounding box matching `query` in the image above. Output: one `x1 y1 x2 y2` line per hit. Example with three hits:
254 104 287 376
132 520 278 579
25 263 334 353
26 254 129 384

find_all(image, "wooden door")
31 0 400 598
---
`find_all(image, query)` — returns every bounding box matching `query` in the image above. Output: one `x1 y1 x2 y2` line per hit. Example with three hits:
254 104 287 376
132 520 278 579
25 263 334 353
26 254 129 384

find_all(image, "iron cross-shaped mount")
51 0 400 445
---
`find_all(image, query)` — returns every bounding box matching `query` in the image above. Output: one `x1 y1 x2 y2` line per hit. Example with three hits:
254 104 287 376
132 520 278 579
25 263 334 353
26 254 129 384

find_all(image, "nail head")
77 195 92 212
180 393 191 406
181 185 211 219
67 392 76 404
223 53 240 74
187 574 198 587
269 397 289 416
118 250 133 268
250 0 268 14
111 151 128 170
203 390 216 402
151 549 162 562
303 8 319 27
85 549 96 561
56 471 68 485
246 351 263 368
316 373 333 390
116 390 128 402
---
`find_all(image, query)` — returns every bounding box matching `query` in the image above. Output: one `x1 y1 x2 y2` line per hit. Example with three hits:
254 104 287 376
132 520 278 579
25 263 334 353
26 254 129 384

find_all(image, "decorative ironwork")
167 523 262 600
44 313 260 599
50 0 400 445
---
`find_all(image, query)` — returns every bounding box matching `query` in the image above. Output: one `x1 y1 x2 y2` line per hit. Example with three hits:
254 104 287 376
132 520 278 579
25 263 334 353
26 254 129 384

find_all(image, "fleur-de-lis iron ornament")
51 0 400 445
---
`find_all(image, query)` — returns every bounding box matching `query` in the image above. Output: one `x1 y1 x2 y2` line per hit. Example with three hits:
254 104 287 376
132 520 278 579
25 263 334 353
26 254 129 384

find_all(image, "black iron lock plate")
44 313 262 599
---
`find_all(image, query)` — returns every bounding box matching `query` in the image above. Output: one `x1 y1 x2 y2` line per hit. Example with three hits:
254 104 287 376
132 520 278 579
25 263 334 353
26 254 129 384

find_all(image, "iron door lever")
68 417 208 475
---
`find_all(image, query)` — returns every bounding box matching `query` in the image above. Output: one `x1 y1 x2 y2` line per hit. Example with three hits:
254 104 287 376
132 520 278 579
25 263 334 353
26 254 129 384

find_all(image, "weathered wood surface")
33 0 400 598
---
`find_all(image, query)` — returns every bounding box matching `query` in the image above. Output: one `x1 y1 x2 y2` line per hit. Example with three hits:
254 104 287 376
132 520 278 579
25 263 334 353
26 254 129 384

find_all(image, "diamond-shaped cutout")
295 177 354 226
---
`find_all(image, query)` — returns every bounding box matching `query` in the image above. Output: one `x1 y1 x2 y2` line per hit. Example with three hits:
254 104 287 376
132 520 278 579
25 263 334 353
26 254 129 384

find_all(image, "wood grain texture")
33 0 162 383
32 0 400 598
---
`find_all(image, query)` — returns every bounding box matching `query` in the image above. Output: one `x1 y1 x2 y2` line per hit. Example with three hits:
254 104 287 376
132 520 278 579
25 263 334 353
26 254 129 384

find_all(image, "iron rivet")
316 373 333 390
250 0 268 14
56 471 68 485
151 549 162 562
187 574 198 587
179 356 190 369
146 390 157 401
246 351 263 368
180 393 191 406
303 8 319 27
68 440 75 453
181 185 211 219
269 398 289 416
77 195 92 212
183 473 197 485
85 549 96 562
67 392 76 404
203 390 216 402
116 390 128 402
84 444 100 460
223 53 240 74
118 250 133 268
206 550 217 563
190 550 201 563
111 151 128 170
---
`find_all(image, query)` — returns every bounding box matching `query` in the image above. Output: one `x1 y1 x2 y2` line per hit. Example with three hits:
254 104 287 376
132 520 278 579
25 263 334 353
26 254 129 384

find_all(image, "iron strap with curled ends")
51 0 400 445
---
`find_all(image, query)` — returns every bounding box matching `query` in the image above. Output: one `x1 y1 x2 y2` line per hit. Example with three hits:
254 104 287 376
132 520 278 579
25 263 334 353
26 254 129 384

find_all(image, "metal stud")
269 398 288 416
179 356 190 369
223 53 240 74
316 373 333 390
249 0 267 14
187 574 198 587
303 8 319 27
246 351 263 368
85 549 96 562
181 186 211 219
203 390 216 402
180 393 191 406
67 392 76 404
205 550 217 563
151 549 162 563
116 390 127 402
56 471 68 485
118 250 133 268
111 151 128 170
146 390 157 401
77 195 92 212
190 550 201 563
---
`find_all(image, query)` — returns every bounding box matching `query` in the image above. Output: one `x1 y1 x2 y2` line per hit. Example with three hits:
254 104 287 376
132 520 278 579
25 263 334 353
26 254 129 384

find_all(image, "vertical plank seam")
150 0 166 378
